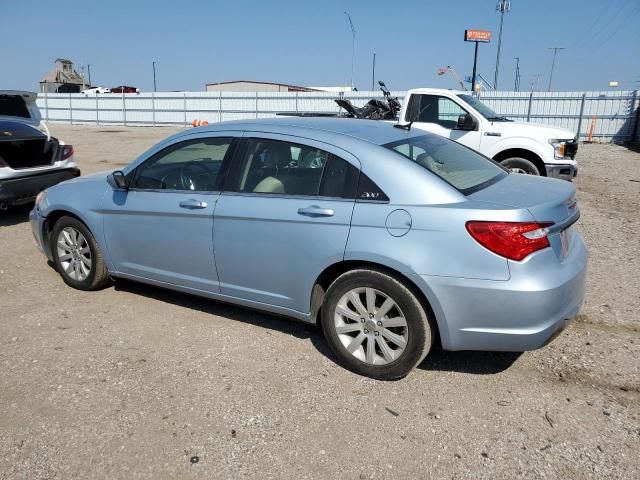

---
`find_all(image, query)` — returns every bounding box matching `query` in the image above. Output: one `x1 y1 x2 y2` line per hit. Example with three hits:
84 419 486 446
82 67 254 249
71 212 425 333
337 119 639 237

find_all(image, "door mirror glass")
111 170 128 189
456 113 477 130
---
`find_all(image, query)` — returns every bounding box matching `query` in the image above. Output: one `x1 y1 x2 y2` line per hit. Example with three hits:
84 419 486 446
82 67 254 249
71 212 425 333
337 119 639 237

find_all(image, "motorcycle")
334 81 401 120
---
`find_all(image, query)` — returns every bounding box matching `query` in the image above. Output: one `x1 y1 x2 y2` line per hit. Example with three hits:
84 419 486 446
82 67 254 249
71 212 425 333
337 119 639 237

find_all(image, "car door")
406 94 482 150
213 134 359 313
102 135 237 292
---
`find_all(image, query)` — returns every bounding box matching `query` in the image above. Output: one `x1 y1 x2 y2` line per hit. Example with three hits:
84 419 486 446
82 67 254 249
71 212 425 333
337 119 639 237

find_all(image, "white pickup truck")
399 88 578 180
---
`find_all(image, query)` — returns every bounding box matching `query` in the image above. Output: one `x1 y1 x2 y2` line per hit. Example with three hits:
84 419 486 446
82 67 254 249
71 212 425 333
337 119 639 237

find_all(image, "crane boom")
436 66 468 91
446 66 468 91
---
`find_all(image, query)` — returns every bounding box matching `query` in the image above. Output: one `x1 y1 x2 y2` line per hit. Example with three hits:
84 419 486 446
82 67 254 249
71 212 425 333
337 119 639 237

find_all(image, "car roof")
195 117 427 146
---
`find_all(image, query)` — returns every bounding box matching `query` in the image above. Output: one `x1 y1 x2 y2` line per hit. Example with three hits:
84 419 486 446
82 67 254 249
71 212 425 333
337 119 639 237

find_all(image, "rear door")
102 135 236 292
213 134 359 313
405 94 482 151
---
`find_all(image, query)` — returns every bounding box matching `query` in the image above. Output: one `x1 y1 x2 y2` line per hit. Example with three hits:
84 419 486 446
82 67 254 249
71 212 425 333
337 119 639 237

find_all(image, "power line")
578 0 635 52
572 0 619 48
588 3 640 56
494 0 511 90
547 47 565 91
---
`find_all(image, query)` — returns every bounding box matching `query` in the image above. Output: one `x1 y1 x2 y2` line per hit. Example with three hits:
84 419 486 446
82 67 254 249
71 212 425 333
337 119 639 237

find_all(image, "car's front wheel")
321 269 434 380
51 216 110 291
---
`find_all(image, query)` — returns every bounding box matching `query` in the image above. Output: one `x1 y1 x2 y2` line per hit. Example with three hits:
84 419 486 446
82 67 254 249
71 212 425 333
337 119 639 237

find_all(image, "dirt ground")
1 124 639 479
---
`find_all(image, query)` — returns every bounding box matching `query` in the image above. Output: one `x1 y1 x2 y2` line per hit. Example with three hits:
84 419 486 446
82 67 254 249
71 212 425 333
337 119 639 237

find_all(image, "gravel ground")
1 125 639 479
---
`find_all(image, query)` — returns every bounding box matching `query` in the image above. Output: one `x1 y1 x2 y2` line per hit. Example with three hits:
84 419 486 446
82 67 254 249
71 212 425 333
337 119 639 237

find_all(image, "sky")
1 0 639 93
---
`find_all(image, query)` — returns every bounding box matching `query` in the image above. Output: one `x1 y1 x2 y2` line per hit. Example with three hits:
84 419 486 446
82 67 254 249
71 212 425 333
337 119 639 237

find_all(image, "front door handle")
297 206 335 218
179 199 208 209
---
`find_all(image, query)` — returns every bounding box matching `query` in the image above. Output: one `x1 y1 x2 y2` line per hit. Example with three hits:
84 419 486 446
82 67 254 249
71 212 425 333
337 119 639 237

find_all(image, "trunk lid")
0 120 58 169
469 174 579 261
0 91 41 125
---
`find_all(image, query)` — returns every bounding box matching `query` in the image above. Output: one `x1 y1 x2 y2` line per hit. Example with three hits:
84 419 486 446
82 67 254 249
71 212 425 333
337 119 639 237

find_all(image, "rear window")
384 135 506 194
0 95 30 118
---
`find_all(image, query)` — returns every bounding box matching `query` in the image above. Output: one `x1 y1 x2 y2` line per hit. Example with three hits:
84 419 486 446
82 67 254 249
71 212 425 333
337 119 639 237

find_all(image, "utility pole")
531 73 543 92
371 53 376 91
547 47 564 91
513 57 520 92
344 12 356 90
494 0 511 90
87 64 92 87
472 42 479 94
152 61 157 92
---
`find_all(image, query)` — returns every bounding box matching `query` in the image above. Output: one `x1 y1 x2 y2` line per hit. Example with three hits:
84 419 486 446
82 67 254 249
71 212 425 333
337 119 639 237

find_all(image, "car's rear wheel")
321 269 433 380
501 157 540 175
51 216 110 290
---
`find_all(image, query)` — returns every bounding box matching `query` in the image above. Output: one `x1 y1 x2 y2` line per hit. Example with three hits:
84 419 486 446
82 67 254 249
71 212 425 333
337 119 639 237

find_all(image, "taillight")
466 221 553 261
61 145 74 160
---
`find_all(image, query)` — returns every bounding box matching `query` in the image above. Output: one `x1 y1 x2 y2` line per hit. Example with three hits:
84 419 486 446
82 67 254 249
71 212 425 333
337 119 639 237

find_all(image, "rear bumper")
411 232 588 352
0 168 80 205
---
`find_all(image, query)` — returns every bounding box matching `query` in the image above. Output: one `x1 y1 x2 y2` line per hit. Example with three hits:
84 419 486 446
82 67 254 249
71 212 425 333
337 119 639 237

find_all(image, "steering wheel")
179 162 213 191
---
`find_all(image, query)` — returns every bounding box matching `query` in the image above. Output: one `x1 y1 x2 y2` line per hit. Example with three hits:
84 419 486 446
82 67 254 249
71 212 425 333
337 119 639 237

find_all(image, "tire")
50 215 110 291
500 157 540 175
321 269 434 380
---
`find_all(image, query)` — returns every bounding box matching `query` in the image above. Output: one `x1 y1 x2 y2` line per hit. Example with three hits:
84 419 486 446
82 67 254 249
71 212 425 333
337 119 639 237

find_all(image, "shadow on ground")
419 348 521 375
0 204 33 227
113 279 521 377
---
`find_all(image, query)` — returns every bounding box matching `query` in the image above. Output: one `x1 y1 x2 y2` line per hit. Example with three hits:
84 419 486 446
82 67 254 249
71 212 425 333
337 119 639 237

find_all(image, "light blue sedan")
30 118 588 379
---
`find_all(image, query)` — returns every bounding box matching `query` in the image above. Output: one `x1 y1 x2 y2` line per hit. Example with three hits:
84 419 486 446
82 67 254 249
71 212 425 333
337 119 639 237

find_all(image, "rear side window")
227 138 358 198
0 95 30 118
356 174 389 202
384 135 506 194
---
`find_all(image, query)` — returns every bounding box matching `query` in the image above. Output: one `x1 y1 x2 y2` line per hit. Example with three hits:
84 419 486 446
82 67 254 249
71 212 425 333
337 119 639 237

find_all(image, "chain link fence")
37 90 640 144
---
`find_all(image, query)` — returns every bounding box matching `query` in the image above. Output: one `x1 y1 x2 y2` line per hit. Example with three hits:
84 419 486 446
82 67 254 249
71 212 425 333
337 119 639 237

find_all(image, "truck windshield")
384 135 507 194
456 94 511 121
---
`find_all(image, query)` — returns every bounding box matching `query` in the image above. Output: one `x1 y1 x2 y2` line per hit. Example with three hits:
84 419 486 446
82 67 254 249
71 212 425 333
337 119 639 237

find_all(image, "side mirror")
456 113 477 131
110 170 129 190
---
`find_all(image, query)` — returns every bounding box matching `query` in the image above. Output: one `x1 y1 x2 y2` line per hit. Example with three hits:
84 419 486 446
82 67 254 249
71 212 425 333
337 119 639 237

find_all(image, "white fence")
37 90 640 144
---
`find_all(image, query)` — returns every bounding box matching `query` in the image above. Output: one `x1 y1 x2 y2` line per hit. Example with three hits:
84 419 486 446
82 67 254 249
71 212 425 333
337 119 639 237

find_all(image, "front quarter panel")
40 176 112 268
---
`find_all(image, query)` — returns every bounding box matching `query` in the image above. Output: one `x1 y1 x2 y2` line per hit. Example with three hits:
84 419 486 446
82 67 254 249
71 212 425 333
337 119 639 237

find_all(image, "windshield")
457 94 509 121
384 135 507 194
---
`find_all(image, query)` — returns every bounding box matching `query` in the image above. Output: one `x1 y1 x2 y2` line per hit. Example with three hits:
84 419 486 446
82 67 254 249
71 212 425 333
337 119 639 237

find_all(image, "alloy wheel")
56 227 92 281
334 287 408 365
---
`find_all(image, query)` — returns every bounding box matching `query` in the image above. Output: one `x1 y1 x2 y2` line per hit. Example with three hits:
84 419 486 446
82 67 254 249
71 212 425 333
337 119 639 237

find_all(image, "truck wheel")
321 269 434 380
501 157 540 175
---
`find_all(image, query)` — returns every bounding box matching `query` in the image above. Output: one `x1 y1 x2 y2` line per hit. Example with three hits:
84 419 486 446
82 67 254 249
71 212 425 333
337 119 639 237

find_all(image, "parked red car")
110 86 139 94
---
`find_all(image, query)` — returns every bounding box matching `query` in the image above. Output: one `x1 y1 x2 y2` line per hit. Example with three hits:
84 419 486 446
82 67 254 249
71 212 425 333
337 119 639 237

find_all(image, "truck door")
404 94 482 152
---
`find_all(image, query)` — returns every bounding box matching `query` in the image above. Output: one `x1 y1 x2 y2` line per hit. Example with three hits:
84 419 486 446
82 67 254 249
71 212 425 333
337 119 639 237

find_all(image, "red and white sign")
464 29 491 43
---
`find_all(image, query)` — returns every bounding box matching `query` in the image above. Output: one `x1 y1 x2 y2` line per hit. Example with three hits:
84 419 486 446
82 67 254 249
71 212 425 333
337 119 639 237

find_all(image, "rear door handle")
297 206 335 218
179 199 208 209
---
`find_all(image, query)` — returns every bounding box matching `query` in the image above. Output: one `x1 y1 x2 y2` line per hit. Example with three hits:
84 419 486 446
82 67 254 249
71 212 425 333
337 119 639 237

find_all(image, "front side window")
133 138 232 191
405 94 470 129
384 135 506 194
227 138 358 198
